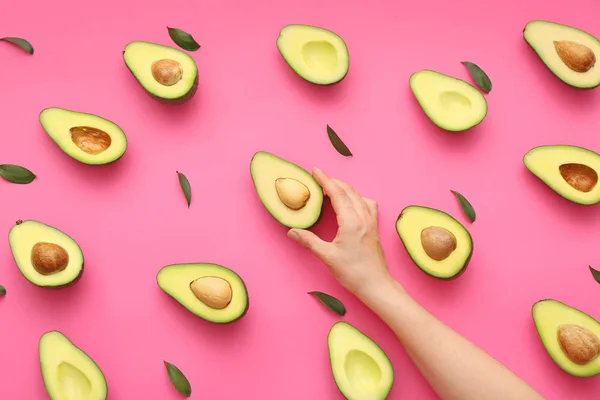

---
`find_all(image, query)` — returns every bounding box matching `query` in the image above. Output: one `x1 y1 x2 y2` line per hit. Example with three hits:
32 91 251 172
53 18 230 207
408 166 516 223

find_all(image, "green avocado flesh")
157 263 249 324
523 145 600 205
9 220 84 288
409 70 488 132
524 20 600 89
39 331 107 400
123 41 198 103
277 24 349 85
533 299 600 377
328 322 394 400
250 151 323 229
39 108 127 165
396 206 473 279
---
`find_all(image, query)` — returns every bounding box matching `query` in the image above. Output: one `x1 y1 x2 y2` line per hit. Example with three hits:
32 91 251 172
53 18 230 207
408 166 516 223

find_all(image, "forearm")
357 279 544 400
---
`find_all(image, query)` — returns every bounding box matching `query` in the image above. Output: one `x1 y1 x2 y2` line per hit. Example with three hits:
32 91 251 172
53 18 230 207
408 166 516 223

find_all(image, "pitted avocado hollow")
559 163 598 192
151 59 183 86
70 126 112 155
275 178 311 210
558 324 600 365
421 226 457 261
31 242 69 275
554 41 596 73
190 276 233 309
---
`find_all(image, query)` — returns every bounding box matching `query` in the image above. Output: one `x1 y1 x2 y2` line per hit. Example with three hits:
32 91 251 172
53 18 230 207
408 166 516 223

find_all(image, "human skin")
287 168 544 400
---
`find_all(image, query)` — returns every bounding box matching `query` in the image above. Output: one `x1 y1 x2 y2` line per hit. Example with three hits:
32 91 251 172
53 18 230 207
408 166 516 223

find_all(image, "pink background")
1 0 600 398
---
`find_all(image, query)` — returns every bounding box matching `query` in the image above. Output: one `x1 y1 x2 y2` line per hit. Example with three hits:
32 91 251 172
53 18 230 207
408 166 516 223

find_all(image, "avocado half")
396 205 473 279
250 151 324 229
532 299 600 377
277 24 349 85
328 322 394 400
523 144 600 205
409 70 488 132
157 263 249 324
39 107 128 165
8 220 84 288
39 330 108 400
123 41 198 104
524 20 600 89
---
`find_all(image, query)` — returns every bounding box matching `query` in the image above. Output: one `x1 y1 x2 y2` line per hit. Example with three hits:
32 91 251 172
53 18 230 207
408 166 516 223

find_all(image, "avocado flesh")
39 107 127 165
409 70 488 132
39 331 107 400
523 145 600 205
250 151 323 229
524 20 600 89
8 220 84 288
157 263 249 324
532 299 600 377
396 206 473 279
123 41 198 103
277 24 349 85
328 322 394 400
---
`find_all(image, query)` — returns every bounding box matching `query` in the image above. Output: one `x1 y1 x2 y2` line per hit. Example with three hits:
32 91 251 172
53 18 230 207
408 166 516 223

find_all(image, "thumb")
287 229 329 257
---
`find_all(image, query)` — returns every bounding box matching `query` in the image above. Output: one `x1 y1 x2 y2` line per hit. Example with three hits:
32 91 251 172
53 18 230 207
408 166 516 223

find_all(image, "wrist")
354 274 401 306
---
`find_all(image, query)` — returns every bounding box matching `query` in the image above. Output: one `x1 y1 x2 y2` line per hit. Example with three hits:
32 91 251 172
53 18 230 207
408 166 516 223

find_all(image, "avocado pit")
70 126 112 155
31 242 69 275
275 178 311 210
190 276 232 309
151 59 183 86
557 324 600 365
559 163 598 192
554 41 596 73
421 226 457 261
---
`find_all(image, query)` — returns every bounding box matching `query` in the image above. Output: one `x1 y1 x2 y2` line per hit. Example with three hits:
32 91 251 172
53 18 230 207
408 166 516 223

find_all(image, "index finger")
312 168 356 225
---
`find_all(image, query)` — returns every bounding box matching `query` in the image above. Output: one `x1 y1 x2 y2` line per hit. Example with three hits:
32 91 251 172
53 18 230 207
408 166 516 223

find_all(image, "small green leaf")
461 61 492 93
590 266 600 284
308 291 346 316
326 125 352 157
1 37 34 54
167 27 200 51
177 171 191 208
164 361 191 397
0 164 36 184
451 190 476 223
0 285 6 295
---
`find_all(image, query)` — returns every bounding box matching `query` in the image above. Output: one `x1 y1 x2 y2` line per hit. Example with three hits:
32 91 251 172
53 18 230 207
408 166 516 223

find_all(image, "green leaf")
1 37 34 54
167 27 200 51
0 285 6 295
451 190 476 223
0 164 36 184
461 61 492 93
164 361 191 397
326 125 352 157
590 266 600 284
308 291 346 316
176 171 191 208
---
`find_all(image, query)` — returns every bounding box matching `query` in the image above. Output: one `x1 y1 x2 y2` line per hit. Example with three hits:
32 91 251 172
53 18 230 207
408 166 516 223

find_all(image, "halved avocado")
532 299 600 377
39 330 108 400
328 322 394 400
277 24 349 85
409 70 488 132
396 205 473 279
250 151 323 229
123 41 198 104
157 263 249 324
39 107 127 165
524 20 600 89
8 220 84 288
523 145 600 205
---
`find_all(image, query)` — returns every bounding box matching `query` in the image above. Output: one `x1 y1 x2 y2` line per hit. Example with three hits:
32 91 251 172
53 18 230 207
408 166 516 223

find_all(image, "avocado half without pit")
250 151 324 229
277 24 349 85
39 107 128 165
39 330 108 400
409 70 488 132
524 145 600 205
157 263 249 324
532 299 600 377
524 20 600 88
8 220 84 288
396 206 473 279
123 41 198 104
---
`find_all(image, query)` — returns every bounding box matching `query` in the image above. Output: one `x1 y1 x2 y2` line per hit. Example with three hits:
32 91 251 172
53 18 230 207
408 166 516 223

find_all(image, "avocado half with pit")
250 151 324 229
277 24 349 85
40 107 127 165
8 220 84 288
409 70 488 132
396 206 473 279
524 20 600 89
523 145 600 205
157 263 249 324
328 322 394 400
40 330 108 400
532 299 600 377
123 41 198 104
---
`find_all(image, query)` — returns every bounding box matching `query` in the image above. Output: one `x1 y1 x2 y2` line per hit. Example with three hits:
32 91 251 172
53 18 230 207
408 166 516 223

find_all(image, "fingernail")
287 229 300 241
